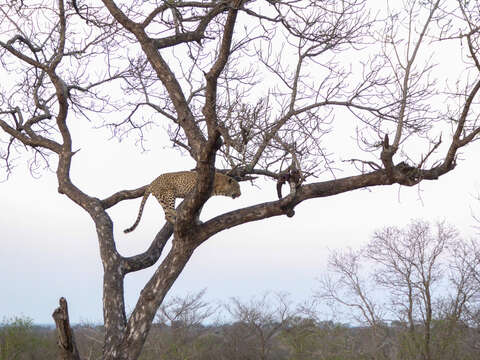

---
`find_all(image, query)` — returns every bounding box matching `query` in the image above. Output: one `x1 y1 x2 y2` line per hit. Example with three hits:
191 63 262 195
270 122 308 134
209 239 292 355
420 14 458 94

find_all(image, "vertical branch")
177 0 242 225
388 1 441 157
202 0 242 159
443 77 480 168
51 0 66 70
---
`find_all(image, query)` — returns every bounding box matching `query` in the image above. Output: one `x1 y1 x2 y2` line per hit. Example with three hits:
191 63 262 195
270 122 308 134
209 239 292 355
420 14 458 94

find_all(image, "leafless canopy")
1 0 479 359
318 220 480 360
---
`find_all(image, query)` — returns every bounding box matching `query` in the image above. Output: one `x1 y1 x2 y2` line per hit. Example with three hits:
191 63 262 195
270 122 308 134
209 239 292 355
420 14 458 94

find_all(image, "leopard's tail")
124 189 150 233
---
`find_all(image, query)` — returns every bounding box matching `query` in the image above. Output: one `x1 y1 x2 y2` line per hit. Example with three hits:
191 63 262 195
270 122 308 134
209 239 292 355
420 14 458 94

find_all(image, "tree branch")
122 223 173 274
101 185 148 209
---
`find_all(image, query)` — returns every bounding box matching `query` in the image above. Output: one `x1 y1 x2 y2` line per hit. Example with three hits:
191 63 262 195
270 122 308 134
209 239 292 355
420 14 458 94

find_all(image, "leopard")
124 171 241 233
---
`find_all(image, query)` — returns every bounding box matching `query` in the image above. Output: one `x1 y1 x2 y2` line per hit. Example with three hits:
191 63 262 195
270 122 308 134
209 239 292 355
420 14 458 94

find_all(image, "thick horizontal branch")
152 32 204 50
197 162 455 242
198 169 389 241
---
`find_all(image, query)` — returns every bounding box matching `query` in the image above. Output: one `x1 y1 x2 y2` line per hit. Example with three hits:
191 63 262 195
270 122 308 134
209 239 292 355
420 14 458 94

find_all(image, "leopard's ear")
224 165 238 177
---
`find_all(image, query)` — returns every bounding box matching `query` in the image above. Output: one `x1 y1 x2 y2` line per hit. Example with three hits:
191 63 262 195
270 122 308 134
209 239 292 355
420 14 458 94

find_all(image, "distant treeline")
3 220 480 359
1 293 480 360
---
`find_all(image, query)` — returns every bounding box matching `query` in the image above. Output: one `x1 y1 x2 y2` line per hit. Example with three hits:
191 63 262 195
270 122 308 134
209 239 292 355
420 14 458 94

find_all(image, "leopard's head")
213 173 241 199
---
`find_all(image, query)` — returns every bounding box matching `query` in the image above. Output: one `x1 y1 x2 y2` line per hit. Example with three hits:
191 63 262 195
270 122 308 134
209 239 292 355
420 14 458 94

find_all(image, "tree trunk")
52 297 81 360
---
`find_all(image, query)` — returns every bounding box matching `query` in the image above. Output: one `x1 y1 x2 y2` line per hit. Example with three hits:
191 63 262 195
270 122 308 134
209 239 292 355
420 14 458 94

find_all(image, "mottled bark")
113 240 195 359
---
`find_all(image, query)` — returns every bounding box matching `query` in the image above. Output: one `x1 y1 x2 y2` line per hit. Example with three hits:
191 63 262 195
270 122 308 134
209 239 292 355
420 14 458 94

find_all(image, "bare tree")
150 289 218 359
223 292 292 360
449 237 480 355
1 0 480 358
317 248 388 360
366 220 458 360
319 220 480 360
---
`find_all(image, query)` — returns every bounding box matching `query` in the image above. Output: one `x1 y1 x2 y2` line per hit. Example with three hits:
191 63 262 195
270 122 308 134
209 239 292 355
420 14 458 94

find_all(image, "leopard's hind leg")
153 189 177 224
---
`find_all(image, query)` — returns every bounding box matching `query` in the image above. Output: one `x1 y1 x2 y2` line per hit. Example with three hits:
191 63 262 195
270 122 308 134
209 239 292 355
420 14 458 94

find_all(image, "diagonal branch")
101 185 147 209
443 78 480 168
121 223 173 274
0 119 62 153
391 0 441 151
197 161 457 242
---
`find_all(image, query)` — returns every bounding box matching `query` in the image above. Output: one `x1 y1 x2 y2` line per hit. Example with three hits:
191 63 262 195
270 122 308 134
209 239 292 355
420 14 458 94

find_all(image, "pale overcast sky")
1 119 478 323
